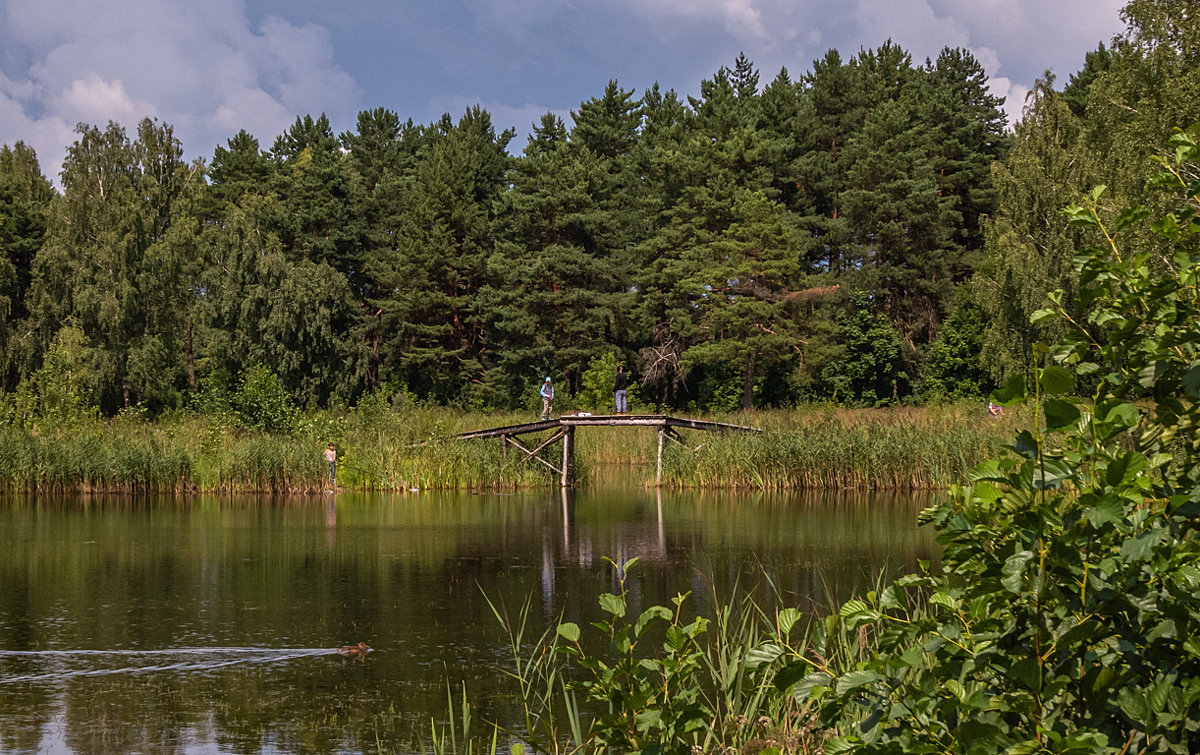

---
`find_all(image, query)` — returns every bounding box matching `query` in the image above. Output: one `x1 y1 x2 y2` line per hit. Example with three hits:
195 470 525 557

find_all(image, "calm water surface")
0 481 939 754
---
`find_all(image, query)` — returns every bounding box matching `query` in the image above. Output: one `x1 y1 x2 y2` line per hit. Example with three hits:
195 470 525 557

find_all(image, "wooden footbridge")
456 414 761 487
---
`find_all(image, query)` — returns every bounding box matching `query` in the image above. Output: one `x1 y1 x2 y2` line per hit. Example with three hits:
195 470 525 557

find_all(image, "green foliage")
1 41 1024 412
811 126 1200 753
4 324 101 431
578 352 618 412
822 291 905 406
979 1 1200 382
231 364 296 433
492 559 842 755
916 291 991 400
555 560 713 753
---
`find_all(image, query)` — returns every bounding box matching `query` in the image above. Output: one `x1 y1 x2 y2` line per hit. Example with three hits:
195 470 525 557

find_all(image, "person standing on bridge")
614 364 628 415
540 377 554 420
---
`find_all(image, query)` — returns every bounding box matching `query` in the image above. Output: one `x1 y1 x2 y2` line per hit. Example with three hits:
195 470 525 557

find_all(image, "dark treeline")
0 0 1195 417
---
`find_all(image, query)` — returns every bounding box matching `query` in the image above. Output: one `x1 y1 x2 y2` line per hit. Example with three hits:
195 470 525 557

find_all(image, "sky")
1 0 1129 185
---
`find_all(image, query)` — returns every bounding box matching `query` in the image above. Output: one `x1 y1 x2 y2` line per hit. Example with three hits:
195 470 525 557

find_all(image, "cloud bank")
0 0 359 182
0 0 1129 185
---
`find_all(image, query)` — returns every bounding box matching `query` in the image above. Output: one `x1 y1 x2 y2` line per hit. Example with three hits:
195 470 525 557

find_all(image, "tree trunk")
743 353 755 410
370 321 380 390
185 321 196 390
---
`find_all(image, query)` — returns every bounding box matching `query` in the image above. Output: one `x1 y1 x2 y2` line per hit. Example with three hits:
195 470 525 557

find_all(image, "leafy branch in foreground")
807 124 1200 753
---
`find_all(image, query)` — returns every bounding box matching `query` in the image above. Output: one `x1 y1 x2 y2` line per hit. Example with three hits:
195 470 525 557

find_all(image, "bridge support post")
561 426 574 487
656 426 665 486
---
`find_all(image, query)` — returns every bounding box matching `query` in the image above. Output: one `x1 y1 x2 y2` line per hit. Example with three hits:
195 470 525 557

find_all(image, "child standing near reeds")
325 443 337 487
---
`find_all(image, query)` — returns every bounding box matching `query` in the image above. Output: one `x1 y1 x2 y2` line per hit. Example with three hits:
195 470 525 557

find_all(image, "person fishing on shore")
324 443 337 487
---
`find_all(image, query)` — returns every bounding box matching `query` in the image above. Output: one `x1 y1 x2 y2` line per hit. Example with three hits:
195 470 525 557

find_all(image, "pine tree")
923 47 1010 278
481 113 629 403
369 107 514 402
841 44 955 349
677 189 802 409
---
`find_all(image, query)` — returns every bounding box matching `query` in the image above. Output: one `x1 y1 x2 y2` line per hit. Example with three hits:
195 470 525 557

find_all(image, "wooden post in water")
656 426 665 486
561 426 574 487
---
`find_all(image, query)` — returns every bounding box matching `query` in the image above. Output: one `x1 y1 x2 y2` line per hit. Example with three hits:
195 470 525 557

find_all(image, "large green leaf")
1044 398 1081 431
784 670 834 700
745 643 784 671
598 592 626 617
1085 496 1124 527
1120 530 1164 562
835 669 882 696
777 607 802 637
1041 365 1074 396
1002 550 1034 594
557 622 580 642
1183 360 1200 398
1106 452 1147 487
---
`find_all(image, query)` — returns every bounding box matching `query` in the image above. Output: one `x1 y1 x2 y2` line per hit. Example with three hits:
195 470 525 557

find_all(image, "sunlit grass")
0 403 1016 493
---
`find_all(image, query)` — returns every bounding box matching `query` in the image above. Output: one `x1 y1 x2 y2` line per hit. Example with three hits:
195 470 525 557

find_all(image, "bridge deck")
455 414 761 440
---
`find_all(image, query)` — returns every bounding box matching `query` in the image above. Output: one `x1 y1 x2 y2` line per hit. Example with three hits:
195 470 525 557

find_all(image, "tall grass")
0 403 1015 493
0 424 191 493
661 405 1016 489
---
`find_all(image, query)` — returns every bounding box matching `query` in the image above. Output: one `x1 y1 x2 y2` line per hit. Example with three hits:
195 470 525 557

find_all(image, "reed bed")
0 425 192 493
662 405 1014 489
0 403 1015 493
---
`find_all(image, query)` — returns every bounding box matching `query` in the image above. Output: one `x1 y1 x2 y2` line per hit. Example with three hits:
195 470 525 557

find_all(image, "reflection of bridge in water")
540 486 670 608
456 414 761 487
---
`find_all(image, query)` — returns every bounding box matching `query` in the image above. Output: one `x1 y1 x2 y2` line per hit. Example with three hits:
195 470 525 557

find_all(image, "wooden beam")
506 432 565 476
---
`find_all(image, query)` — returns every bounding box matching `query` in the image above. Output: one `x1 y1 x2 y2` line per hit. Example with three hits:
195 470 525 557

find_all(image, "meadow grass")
662 404 1014 489
0 403 1016 493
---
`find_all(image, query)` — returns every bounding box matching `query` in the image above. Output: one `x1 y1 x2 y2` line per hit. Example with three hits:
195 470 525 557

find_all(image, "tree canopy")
2 1 1195 415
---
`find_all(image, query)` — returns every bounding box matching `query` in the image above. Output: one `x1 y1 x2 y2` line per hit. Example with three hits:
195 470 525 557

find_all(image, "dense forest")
0 0 1196 417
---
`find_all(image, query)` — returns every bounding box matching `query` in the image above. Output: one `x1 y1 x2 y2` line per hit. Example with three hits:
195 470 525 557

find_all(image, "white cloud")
0 0 359 184
630 0 767 39
53 75 157 125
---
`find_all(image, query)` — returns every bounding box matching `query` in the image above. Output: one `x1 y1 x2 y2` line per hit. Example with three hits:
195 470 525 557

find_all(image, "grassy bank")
0 403 1017 494
662 405 1010 489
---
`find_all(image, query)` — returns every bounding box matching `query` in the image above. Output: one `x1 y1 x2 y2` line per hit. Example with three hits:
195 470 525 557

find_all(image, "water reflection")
0 484 940 754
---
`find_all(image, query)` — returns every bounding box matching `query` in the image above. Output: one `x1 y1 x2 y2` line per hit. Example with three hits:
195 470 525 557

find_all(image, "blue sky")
1 0 1127 183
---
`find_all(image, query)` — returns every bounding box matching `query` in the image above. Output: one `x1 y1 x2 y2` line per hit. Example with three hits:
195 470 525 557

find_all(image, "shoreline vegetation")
0 403 1016 495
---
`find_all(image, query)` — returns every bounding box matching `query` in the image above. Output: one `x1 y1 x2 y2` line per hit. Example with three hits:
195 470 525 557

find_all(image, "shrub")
809 126 1200 753
232 364 296 433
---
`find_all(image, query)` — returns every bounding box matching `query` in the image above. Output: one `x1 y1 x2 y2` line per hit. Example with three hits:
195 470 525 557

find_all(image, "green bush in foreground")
808 127 1200 752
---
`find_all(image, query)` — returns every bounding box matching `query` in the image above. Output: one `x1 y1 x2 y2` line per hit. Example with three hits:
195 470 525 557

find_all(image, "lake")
0 480 939 753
